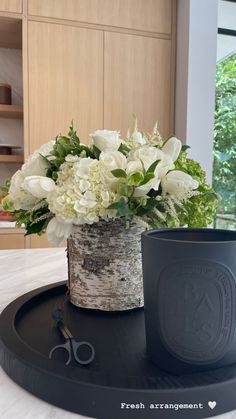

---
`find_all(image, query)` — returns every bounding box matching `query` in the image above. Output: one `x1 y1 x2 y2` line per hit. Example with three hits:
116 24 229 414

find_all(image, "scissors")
49 309 95 366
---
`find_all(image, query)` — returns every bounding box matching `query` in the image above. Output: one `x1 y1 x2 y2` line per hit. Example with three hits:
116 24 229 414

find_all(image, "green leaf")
108 197 133 218
118 143 131 155
0 178 11 193
138 172 155 186
79 145 94 158
111 169 127 178
24 218 49 236
57 143 67 158
147 159 160 174
117 205 133 217
127 172 144 186
181 145 191 152
1 195 14 212
52 171 58 181
108 197 127 209
92 145 101 159
68 122 80 143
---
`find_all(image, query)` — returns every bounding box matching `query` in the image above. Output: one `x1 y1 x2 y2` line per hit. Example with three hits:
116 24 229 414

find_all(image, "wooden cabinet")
0 228 25 249
104 32 172 137
27 21 103 152
0 0 22 13
28 0 172 34
29 235 65 248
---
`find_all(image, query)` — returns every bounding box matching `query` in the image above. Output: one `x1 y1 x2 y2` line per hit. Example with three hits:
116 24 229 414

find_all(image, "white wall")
217 0 236 61
218 0 236 31
175 0 218 183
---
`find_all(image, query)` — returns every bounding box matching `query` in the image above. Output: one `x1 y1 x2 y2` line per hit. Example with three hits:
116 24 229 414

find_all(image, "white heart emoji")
208 401 216 409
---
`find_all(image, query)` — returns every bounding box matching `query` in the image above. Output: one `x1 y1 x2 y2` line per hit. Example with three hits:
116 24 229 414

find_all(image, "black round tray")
1 282 236 419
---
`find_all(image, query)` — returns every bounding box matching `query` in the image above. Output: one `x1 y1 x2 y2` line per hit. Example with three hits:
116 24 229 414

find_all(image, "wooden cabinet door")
28 0 172 34
29 235 65 249
26 21 103 248
104 32 172 138
27 21 103 152
0 229 25 249
0 0 22 13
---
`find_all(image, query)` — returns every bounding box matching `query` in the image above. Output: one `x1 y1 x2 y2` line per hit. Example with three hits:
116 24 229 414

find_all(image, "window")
213 0 236 229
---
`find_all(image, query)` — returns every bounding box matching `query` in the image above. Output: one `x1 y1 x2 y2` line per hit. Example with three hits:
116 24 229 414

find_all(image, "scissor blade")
58 322 73 339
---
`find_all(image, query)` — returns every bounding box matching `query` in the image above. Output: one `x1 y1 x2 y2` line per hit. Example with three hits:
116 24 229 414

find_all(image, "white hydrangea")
47 157 118 225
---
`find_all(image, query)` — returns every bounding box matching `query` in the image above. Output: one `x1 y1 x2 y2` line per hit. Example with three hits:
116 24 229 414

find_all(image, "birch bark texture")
67 220 144 311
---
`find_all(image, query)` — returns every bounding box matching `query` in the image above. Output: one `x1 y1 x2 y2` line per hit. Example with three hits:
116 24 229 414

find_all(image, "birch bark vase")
67 219 144 311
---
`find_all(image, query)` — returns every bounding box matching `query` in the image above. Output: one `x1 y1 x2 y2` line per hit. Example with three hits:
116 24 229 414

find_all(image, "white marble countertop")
0 248 236 419
0 248 89 419
0 221 16 228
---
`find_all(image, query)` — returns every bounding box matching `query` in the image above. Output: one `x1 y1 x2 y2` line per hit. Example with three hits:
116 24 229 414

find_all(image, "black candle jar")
141 228 236 375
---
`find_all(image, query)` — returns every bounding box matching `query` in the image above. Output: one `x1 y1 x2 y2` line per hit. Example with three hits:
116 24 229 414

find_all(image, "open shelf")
0 18 22 49
0 154 24 163
0 104 23 119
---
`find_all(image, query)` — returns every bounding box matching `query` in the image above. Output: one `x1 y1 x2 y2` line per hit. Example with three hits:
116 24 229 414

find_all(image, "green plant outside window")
213 52 236 229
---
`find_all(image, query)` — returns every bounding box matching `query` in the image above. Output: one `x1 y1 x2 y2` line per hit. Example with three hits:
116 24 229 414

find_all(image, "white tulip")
133 178 160 197
99 151 127 172
129 153 174 197
130 146 164 171
161 170 199 199
46 217 73 246
162 137 182 162
22 176 55 199
154 155 175 179
126 160 143 174
90 129 121 151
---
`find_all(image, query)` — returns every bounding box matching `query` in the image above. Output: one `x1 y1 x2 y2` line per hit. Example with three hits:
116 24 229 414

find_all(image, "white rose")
90 130 121 151
130 146 165 171
99 151 127 172
22 140 55 177
161 170 199 199
22 154 49 177
36 140 56 157
46 217 73 246
22 176 55 199
9 170 39 210
162 137 182 162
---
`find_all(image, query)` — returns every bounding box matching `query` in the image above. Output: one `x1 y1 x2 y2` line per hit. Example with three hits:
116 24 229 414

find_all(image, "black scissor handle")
49 340 72 365
71 340 95 365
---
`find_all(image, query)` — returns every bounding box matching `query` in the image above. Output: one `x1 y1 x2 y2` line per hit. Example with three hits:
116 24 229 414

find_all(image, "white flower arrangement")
2 119 217 245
